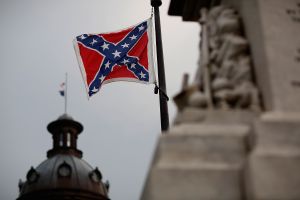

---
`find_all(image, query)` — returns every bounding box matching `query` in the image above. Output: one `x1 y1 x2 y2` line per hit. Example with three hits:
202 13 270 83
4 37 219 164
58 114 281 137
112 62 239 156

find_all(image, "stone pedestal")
142 1 300 200
141 110 254 200
246 112 300 200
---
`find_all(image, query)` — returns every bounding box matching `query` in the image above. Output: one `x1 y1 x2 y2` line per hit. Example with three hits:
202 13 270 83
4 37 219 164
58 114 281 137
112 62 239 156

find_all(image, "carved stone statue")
186 6 260 111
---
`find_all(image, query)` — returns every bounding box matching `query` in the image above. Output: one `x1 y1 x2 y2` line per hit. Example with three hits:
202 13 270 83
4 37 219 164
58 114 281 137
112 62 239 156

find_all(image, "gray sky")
0 0 199 199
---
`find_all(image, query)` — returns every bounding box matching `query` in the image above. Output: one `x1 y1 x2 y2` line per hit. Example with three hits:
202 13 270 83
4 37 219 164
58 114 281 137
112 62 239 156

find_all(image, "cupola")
17 114 110 200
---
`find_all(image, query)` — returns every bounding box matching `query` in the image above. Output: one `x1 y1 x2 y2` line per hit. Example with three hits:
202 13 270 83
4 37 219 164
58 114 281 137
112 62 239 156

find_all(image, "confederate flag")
73 18 155 97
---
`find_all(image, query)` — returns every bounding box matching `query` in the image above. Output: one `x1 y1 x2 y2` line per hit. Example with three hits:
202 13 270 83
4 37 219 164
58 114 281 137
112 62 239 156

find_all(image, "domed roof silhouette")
17 114 110 200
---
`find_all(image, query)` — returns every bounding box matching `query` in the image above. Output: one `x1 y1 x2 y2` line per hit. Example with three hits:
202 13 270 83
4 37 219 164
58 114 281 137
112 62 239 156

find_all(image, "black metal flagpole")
151 0 170 132
65 73 68 114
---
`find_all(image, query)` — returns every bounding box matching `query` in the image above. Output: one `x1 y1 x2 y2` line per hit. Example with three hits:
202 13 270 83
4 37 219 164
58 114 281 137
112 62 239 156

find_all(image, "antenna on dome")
59 73 68 114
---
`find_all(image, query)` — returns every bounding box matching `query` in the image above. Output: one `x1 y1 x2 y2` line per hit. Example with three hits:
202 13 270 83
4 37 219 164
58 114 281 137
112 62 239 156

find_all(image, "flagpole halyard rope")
151 7 154 17
154 83 169 101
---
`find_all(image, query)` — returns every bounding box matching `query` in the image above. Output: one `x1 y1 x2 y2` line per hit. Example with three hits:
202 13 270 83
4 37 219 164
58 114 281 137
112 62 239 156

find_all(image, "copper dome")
17 114 110 200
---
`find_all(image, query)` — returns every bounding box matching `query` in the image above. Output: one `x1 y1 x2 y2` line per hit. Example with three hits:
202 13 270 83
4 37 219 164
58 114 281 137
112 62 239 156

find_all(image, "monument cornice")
168 0 221 21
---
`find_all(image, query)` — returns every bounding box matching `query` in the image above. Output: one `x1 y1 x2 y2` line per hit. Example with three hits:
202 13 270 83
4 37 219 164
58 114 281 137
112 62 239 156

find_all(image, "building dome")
17 114 110 200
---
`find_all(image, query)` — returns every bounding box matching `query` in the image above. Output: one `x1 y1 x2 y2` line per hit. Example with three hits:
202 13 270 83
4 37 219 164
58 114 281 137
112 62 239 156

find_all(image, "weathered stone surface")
142 165 242 200
222 0 300 112
254 112 300 150
246 112 300 200
247 151 300 200
141 123 250 200
161 124 249 165
174 107 259 125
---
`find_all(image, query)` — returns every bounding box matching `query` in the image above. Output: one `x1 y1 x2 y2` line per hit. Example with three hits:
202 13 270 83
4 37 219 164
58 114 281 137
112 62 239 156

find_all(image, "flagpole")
65 73 68 114
151 0 169 132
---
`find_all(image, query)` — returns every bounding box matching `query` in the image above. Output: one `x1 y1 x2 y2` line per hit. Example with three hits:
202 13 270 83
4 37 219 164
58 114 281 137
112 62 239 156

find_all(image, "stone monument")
141 0 300 200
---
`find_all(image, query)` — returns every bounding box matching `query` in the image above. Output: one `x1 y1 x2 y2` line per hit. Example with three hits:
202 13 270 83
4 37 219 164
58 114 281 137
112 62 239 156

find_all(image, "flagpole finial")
151 0 162 7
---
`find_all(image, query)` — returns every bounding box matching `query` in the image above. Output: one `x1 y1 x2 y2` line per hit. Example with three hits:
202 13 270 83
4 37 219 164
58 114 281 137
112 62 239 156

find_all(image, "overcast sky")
0 0 199 199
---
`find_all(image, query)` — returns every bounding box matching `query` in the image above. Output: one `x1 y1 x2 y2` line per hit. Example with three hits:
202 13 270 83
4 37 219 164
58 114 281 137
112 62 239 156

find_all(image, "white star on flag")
139 71 146 78
99 75 105 82
91 87 98 93
90 39 97 46
101 42 109 50
112 50 121 58
122 59 129 64
105 61 111 69
130 63 136 69
121 43 129 48
138 25 145 31
129 35 137 40
79 35 86 40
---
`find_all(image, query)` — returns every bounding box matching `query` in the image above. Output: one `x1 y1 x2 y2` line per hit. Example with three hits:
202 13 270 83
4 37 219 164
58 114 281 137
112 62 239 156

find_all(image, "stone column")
221 0 300 199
